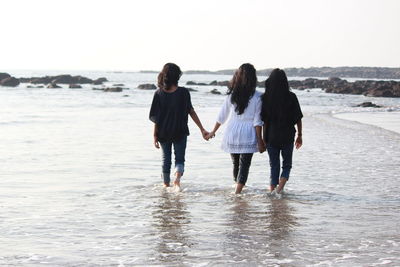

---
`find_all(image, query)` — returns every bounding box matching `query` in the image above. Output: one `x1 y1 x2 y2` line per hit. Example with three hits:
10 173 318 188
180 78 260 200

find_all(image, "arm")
153 124 160 149
254 94 265 153
256 125 265 153
206 96 230 140
295 119 302 149
208 122 221 139
189 109 209 139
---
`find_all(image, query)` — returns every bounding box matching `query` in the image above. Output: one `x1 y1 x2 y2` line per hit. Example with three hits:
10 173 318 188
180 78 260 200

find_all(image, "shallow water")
1 72 400 266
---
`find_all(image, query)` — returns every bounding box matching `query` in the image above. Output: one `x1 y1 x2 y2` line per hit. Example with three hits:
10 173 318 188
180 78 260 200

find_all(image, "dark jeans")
160 136 187 184
230 153 253 185
267 143 294 186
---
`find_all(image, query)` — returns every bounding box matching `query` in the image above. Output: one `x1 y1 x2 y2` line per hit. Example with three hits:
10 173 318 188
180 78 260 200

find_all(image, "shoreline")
333 111 400 135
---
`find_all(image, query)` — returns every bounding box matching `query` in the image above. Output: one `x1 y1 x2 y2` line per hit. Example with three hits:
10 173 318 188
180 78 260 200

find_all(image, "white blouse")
217 91 263 153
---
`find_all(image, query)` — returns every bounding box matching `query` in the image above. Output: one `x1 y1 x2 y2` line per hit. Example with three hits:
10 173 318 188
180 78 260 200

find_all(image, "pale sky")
1 0 399 71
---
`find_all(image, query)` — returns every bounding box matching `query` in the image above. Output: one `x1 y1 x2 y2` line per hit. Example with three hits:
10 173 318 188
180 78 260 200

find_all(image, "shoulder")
154 88 162 95
289 91 298 99
288 92 301 106
178 86 190 94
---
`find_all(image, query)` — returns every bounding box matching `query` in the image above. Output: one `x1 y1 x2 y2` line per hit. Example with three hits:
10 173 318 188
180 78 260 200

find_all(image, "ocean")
1 70 400 266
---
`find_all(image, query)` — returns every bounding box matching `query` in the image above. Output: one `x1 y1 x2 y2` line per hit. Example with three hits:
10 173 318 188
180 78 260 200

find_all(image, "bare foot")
173 177 181 187
235 183 245 194
270 185 276 192
163 183 170 187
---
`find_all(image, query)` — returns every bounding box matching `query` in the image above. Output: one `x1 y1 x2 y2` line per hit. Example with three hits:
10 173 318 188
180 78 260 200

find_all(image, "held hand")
201 129 210 141
258 139 266 153
205 131 216 140
295 136 302 149
154 136 160 149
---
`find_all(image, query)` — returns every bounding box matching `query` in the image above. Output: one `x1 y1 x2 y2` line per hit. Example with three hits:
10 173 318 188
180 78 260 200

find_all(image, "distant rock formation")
18 75 108 85
47 83 62 89
210 89 222 95
69 84 82 89
355 102 382 108
181 67 400 79
0 73 11 81
289 77 400 97
0 76 20 87
137 83 156 90
92 77 108 85
104 87 123 92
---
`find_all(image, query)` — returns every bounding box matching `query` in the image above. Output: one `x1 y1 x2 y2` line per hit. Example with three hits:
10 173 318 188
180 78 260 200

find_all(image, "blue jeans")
160 136 187 184
267 143 294 186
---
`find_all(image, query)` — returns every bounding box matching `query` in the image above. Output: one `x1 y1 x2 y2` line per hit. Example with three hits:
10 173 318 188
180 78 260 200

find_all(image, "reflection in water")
151 190 192 265
224 196 298 264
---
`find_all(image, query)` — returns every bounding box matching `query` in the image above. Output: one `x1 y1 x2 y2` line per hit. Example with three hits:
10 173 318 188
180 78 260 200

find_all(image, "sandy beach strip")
334 111 400 134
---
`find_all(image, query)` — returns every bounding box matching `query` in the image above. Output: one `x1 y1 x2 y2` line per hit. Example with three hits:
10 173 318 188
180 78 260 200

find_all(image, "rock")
123 95 129 97
207 80 229 86
288 78 400 97
47 83 61 89
186 81 207 86
69 84 82 89
92 77 108 85
138 83 156 90
19 75 102 84
104 87 123 92
0 73 11 81
92 87 104 91
27 85 44 88
187 87 198 92
0 77 20 87
210 89 221 95
355 102 382 108
113 83 125 86
216 81 229 86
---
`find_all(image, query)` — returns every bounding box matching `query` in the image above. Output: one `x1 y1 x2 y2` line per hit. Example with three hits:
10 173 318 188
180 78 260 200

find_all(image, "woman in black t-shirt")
261 68 303 194
149 63 209 188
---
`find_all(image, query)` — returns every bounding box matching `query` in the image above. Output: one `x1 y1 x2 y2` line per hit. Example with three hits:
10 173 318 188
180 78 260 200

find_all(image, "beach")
1 71 400 266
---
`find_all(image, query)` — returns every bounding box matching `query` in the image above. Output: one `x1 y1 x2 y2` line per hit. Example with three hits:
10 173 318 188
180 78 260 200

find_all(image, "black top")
149 87 193 142
261 92 303 147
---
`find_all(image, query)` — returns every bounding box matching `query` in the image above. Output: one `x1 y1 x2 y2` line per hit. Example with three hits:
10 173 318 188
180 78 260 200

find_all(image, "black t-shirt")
261 92 303 147
149 87 193 142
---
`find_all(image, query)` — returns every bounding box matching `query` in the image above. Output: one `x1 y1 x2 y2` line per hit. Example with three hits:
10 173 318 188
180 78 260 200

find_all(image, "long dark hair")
262 68 290 120
227 63 257 115
157 63 182 90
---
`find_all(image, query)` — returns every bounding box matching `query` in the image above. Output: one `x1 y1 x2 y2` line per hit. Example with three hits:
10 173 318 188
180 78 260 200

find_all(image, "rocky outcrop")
47 83 61 89
92 77 108 85
187 87 198 92
355 102 382 108
186 81 207 86
104 87 123 92
69 84 82 89
289 77 400 97
0 73 11 81
137 83 156 90
19 75 107 85
0 76 20 87
210 89 222 95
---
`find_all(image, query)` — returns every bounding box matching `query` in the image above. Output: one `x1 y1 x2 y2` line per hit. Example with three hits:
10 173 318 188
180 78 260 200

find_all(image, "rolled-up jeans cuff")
175 164 184 175
162 172 170 184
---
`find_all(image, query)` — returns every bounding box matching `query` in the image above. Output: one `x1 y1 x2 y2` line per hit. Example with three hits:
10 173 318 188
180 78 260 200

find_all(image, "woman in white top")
207 63 266 193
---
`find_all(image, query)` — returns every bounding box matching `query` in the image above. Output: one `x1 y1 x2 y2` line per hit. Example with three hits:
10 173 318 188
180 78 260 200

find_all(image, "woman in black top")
149 63 208 188
261 69 303 194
